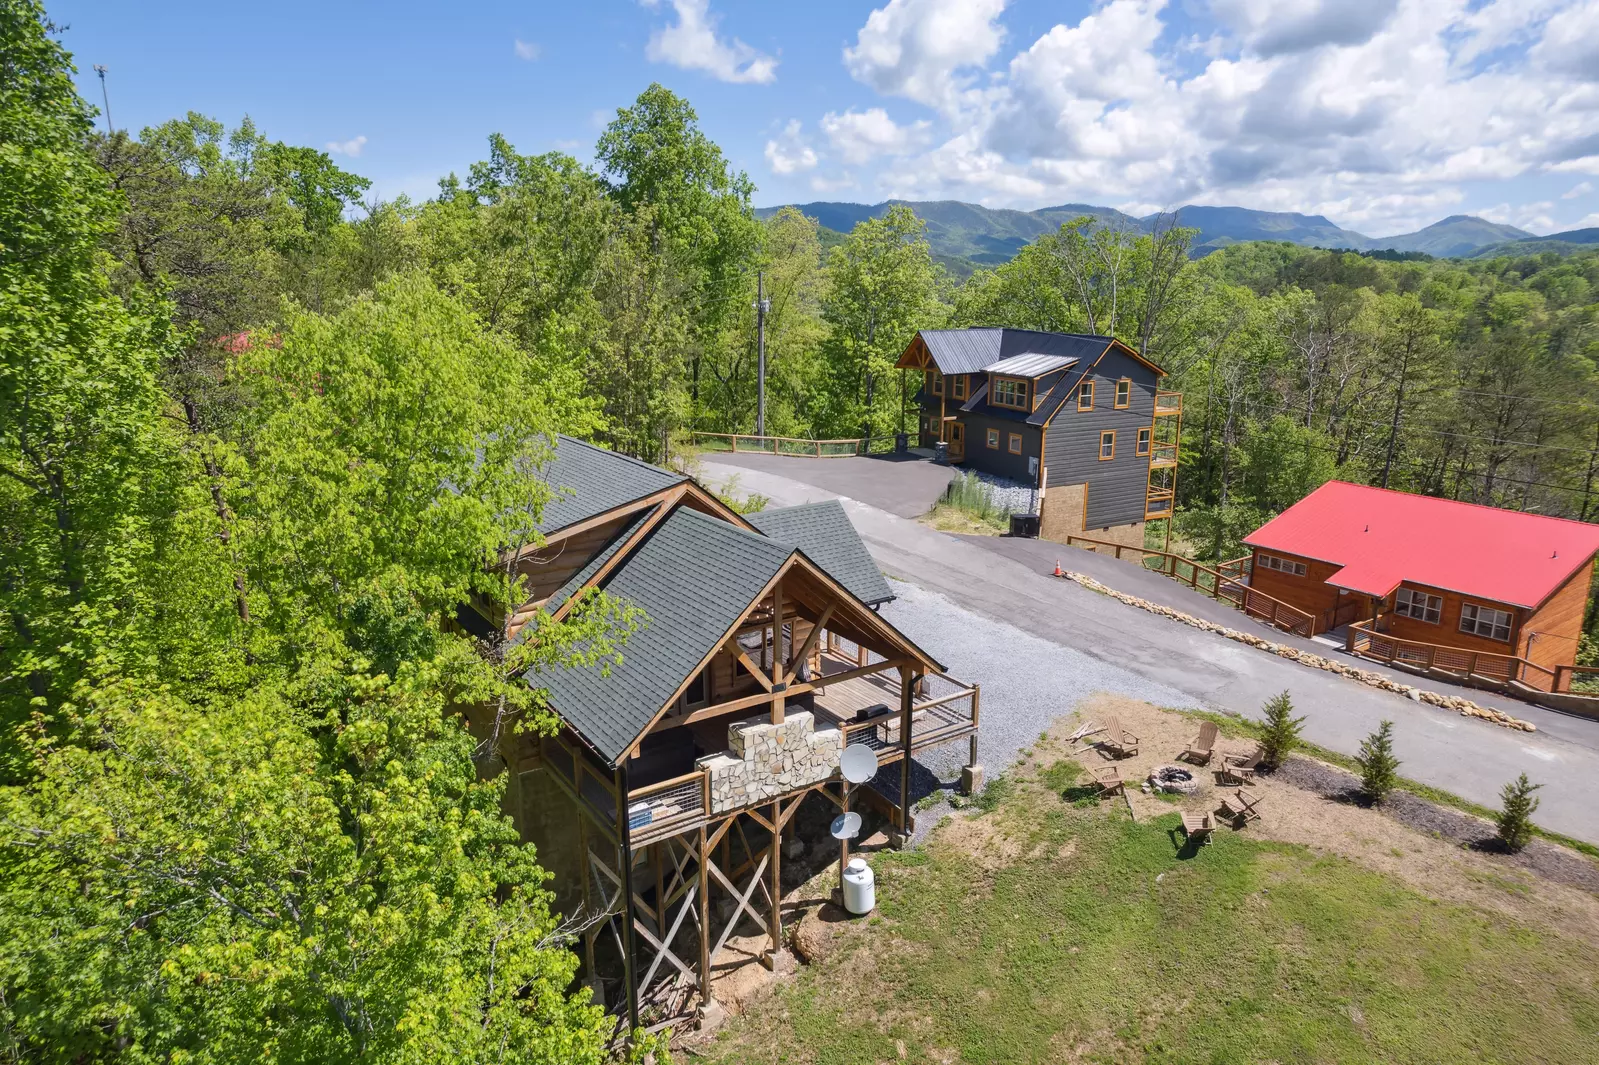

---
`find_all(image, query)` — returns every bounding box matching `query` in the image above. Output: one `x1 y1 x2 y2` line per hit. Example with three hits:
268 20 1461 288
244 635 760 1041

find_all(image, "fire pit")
1147 764 1199 795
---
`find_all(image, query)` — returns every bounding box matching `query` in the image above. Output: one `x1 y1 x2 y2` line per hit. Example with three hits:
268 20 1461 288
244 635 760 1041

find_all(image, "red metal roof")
1243 481 1599 609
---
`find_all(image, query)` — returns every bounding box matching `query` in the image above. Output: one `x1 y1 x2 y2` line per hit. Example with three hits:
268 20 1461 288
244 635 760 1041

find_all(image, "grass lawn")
702 759 1599 1064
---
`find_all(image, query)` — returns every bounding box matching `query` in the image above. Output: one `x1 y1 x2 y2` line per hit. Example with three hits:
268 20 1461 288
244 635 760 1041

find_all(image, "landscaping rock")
791 903 847 964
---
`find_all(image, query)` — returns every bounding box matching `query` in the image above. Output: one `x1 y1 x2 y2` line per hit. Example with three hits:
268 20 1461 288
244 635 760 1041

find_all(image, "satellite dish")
840 743 878 784
830 811 862 840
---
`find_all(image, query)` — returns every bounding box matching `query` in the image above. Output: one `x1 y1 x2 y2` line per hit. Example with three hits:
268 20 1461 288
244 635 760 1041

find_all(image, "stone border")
1056 570 1537 733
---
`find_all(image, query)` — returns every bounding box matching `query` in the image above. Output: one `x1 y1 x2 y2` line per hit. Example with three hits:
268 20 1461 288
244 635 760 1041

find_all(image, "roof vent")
1552 549 1559 559
1363 524 1369 533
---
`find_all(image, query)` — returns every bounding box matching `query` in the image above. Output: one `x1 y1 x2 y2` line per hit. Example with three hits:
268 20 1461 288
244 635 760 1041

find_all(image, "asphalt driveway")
700 455 1599 844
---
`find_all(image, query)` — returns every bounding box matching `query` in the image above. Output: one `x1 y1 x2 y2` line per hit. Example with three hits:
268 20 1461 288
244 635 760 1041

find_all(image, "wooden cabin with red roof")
1243 482 1599 693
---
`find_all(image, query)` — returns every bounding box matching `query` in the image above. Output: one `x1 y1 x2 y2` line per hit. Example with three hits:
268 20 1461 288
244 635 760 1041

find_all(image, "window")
1460 602 1513 642
1257 554 1307 577
1136 427 1151 456
925 369 944 396
1115 378 1132 408
991 376 1029 410
1008 432 1023 454
952 374 968 400
1394 588 1442 624
1078 380 1094 410
1099 430 1116 460
986 427 999 449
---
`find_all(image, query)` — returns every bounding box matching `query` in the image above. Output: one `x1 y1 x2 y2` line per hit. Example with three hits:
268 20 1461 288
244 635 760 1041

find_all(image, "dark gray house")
895 328 1180 547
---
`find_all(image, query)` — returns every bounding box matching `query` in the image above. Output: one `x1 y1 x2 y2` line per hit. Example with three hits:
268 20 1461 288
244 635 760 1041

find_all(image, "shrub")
940 471 1012 525
1356 720 1401 803
1257 690 1305 768
1495 773 1543 852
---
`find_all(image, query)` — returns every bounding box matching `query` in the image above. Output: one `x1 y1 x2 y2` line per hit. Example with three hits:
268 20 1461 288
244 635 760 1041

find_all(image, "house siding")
1522 559 1595 686
1042 348 1159 529
957 412 1040 484
1247 548 1345 630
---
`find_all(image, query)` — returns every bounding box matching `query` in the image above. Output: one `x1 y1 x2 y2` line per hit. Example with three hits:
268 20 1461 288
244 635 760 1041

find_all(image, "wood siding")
1376 580 1524 657
1520 559 1594 680
1042 347 1158 529
1247 548 1344 629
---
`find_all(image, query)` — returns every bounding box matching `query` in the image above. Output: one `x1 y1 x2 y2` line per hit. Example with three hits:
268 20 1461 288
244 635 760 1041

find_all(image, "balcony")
1148 442 1178 468
1154 391 1183 416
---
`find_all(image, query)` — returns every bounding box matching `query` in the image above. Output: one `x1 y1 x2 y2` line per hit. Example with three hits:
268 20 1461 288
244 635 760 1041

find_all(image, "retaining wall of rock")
1058 570 1537 733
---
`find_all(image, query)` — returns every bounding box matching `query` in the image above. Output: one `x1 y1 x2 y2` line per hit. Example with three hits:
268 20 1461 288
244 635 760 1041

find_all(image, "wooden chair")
1101 715 1140 759
1217 746 1264 785
1181 722 1219 765
1180 811 1214 846
1093 766 1125 796
1218 788 1263 826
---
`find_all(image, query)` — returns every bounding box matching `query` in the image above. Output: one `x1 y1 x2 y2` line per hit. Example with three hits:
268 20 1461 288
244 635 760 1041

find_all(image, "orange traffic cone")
1053 559 1064 578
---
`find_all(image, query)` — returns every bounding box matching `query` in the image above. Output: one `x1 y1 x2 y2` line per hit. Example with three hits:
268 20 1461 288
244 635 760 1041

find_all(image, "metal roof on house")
537 435 685 535
919 328 1005 374
982 352 1077 377
749 500 894 606
1244 481 1599 608
531 507 796 764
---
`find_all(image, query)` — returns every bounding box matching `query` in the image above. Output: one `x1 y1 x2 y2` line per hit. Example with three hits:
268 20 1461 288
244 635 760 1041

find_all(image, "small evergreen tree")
1495 773 1543 852
1258 690 1305 768
1356 720 1401 803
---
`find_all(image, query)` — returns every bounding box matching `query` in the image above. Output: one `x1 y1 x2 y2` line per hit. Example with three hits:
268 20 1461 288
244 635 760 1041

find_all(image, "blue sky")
53 1 1599 237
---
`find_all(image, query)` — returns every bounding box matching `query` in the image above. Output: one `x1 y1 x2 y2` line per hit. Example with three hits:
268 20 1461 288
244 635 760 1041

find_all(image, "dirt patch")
936 808 1028 871
1055 694 1599 948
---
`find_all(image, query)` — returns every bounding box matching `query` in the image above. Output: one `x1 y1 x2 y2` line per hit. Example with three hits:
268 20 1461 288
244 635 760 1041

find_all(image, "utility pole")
93 65 112 134
753 271 770 437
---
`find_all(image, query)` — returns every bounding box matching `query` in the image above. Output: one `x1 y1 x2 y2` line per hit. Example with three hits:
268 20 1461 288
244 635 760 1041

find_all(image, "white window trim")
1258 553 1307 577
1459 602 1513 642
1394 587 1442 625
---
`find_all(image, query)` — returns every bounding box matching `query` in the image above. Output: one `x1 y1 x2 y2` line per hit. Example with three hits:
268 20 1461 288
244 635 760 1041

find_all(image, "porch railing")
1055 533 1314 638
692 432 865 458
1345 621 1558 691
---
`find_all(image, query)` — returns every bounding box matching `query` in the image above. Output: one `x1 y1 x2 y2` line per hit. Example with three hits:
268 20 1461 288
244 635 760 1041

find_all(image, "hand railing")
1346 621 1558 690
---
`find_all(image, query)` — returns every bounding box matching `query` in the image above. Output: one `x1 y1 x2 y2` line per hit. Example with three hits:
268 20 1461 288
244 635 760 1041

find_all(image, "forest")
3 0 1598 1059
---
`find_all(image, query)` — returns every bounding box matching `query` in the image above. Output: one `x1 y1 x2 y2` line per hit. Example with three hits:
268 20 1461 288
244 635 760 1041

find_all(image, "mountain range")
753 200 1595 272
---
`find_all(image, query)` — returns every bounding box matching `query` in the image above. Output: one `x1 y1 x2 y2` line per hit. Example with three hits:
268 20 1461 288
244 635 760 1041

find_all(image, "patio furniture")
1101 715 1140 759
1180 811 1214 846
1181 722 1219 765
1218 788 1263 826
1217 746 1264 785
1093 766 1125 796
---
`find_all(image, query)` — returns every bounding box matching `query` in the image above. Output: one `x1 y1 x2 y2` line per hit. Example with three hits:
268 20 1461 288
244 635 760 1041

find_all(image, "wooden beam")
548 487 682 622
784 604 835 684
767 800 783 962
697 824 711 1001
733 646 772 692
771 581 785 725
898 663 914 837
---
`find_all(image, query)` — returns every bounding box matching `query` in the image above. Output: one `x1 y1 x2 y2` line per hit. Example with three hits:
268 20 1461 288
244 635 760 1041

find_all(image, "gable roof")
909 328 1115 376
748 500 894 606
538 435 685 535
1244 481 1599 608
530 507 796 764
544 504 661 615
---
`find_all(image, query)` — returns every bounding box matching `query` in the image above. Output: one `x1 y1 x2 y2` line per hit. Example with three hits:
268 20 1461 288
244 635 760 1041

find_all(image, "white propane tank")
842 857 875 915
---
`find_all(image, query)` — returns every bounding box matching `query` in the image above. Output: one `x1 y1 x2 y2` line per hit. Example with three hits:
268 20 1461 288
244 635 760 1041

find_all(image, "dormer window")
926 369 944 396
991 376 1030 410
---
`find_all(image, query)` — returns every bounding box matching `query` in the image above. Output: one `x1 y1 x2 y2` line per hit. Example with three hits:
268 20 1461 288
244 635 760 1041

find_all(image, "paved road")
698 450 957 518
701 457 1599 843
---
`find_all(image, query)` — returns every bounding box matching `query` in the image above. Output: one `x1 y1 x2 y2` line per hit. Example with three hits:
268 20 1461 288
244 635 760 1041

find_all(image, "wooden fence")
1057 534 1314 638
693 432 871 458
1345 621 1559 692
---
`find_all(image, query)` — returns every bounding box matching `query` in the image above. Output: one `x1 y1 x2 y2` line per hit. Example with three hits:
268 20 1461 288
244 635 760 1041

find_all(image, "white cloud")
326 135 367 157
827 0 1599 234
642 0 777 84
1576 211 1599 227
844 0 1007 114
810 171 858 194
821 108 932 164
764 120 818 175
1564 181 1595 198
514 38 541 61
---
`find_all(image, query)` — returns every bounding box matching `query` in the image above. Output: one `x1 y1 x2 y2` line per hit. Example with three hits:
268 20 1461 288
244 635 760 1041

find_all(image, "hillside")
1470 227 1599 258
756 199 1536 268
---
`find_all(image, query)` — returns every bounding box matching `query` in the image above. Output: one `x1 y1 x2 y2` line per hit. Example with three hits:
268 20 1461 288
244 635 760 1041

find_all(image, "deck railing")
1149 442 1179 467
692 432 866 458
1155 391 1183 414
1056 534 1314 638
1345 621 1558 691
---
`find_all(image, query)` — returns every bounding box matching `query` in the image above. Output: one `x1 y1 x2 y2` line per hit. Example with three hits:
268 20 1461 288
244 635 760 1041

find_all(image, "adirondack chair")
1101 715 1140 759
1217 746 1264 785
1180 811 1214 846
1093 765 1125 796
1181 721 1219 765
1218 788 1263 826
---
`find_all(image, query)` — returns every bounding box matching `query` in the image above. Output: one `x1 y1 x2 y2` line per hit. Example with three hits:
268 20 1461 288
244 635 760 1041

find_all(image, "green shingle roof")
749 500 894 606
544 504 660 615
528 507 795 764
538 436 684 535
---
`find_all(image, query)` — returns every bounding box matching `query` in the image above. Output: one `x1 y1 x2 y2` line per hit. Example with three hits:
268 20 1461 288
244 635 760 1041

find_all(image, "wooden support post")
838 781 852 898
697 824 711 1001
614 767 639 1033
969 684 981 769
767 801 783 961
897 663 914 839
578 814 596 981
652 843 665 937
770 582 785 725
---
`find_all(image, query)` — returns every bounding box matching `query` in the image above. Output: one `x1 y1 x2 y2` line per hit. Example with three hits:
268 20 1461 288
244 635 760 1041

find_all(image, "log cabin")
1244 481 1599 693
895 328 1180 549
466 436 981 1031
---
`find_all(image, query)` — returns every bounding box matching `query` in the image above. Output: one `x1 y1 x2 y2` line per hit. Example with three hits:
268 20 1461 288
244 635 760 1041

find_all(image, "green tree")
820 205 946 439
1257 691 1306 768
1494 772 1542 852
1356 720 1401 804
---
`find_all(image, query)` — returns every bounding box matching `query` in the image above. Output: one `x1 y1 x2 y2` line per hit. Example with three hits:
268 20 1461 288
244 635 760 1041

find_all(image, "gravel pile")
877 579 1196 841
1274 756 1599 893
955 469 1038 515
